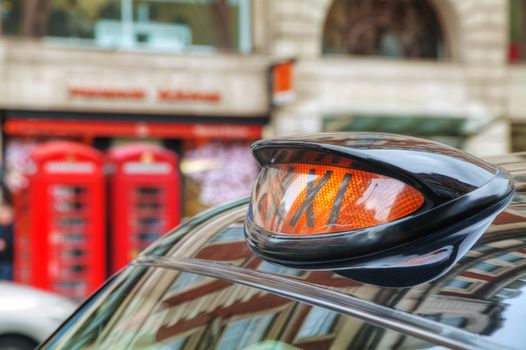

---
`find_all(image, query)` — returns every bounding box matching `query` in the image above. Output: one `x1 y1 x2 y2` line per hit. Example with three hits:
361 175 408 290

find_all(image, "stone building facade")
263 0 519 156
0 0 524 158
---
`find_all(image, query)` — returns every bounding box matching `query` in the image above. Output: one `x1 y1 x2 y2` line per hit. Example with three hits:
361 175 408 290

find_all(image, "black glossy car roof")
143 152 526 349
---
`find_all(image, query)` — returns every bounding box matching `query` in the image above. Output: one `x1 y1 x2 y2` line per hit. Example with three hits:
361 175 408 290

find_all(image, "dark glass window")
322 0 447 60
446 279 474 290
1 0 252 53
442 316 468 328
471 262 501 273
257 261 304 277
512 123 526 152
510 0 526 62
498 253 523 263
422 314 467 328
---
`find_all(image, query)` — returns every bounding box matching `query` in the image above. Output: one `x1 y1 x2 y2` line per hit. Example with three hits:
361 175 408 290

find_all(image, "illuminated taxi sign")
244 133 515 287
252 163 424 235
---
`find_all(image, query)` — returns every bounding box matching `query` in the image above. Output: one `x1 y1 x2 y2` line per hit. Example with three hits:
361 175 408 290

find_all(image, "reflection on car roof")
142 154 526 349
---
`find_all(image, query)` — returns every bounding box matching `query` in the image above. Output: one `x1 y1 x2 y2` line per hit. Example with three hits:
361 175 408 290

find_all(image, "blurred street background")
0 0 523 302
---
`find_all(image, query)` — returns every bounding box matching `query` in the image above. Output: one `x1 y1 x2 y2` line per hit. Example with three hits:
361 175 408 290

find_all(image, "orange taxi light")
252 164 424 235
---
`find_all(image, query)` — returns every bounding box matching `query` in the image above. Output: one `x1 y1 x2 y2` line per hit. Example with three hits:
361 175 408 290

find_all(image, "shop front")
0 40 269 219
3 110 264 218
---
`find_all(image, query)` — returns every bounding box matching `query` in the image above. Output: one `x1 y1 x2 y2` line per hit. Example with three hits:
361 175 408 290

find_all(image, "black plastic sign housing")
244 133 515 287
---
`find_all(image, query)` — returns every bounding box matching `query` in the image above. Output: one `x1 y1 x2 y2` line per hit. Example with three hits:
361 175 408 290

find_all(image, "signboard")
45 161 95 174
68 86 221 103
0 43 269 116
123 162 172 175
270 59 295 106
5 119 263 140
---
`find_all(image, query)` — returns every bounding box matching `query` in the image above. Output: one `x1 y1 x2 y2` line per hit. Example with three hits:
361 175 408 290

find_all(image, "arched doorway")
322 0 448 60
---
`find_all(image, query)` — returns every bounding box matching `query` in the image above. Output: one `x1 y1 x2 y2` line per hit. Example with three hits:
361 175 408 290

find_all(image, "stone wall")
268 0 512 156
0 39 269 117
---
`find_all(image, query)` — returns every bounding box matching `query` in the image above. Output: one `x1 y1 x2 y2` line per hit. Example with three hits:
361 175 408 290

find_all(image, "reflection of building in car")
40 137 526 350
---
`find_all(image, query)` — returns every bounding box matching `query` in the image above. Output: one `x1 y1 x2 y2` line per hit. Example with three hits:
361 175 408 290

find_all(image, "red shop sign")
158 89 221 103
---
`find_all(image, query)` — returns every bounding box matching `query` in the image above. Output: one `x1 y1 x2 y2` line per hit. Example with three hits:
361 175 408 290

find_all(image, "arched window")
322 0 447 60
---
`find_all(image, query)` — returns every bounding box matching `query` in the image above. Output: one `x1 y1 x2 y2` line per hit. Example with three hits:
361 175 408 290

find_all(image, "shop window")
322 0 447 60
2 0 252 53
512 123 526 152
5 136 83 193
323 115 467 149
510 0 526 62
181 140 259 218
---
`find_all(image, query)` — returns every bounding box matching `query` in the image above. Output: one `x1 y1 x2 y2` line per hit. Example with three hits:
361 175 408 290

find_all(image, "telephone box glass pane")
132 186 166 254
49 185 90 299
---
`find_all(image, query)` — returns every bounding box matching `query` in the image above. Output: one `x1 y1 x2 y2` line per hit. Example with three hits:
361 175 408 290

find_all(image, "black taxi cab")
40 133 526 350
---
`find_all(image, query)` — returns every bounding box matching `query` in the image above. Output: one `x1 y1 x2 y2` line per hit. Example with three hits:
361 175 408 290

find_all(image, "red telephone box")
107 144 180 273
14 141 106 300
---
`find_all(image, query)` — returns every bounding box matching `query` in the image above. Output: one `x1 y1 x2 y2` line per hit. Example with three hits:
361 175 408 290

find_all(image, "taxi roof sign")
244 133 515 287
